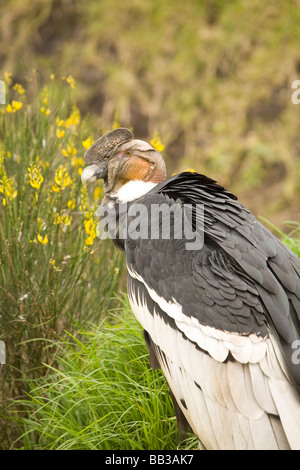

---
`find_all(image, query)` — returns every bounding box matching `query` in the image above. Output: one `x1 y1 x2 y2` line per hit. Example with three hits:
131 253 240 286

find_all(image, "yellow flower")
52 165 73 193
56 129 65 139
82 137 94 150
84 216 97 246
71 156 84 168
50 73 55 81
6 100 22 113
151 131 165 153
55 107 80 136
12 100 22 111
63 75 76 89
64 106 80 130
0 175 18 204
37 234 48 245
56 117 65 127
184 168 196 173
40 106 50 115
54 211 72 231
13 83 25 95
67 198 76 210
94 186 103 201
79 185 89 212
27 162 44 190
49 258 61 271
85 235 94 246
4 72 12 87
62 144 77 157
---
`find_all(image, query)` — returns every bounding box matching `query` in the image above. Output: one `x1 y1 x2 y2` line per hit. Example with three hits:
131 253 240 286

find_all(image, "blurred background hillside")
1 0 300 223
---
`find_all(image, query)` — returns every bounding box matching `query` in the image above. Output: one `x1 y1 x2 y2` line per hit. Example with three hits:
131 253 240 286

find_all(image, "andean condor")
81 127 300 450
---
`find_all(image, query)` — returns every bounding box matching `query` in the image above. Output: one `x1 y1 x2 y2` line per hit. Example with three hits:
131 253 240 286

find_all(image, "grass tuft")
9 297 197 450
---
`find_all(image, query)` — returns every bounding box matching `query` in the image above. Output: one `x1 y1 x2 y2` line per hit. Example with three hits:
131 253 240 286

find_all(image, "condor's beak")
81 163 108 185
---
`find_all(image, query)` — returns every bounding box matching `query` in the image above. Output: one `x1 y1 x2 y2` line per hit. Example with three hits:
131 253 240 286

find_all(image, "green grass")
260 218 300 258
9 297 197 450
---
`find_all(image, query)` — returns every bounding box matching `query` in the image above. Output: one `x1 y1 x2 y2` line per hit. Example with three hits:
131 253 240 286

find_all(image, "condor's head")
81 128 167 203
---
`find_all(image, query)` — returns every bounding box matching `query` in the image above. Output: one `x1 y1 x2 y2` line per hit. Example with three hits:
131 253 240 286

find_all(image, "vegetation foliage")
0 75 125 447
10 301 191 450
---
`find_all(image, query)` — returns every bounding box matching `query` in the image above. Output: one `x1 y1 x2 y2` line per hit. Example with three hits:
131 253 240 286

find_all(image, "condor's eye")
124 150 132 156
103 156 109 161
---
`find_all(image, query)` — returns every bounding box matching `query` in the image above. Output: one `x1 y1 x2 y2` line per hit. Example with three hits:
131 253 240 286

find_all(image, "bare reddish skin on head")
121 156 152 181
119 154 166 184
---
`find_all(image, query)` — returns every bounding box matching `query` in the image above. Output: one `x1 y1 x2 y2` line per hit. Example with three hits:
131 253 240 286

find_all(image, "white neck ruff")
113 180 157 203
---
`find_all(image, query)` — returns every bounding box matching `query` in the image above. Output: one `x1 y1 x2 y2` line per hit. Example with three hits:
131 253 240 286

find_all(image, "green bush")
0 74 125 447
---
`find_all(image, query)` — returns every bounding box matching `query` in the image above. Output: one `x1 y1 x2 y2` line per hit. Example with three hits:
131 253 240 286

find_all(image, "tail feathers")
269 378 300 450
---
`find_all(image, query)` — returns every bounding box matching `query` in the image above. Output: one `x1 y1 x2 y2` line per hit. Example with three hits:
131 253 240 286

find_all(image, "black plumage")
119 173 300 341
81 129 300 449
101 172 300 448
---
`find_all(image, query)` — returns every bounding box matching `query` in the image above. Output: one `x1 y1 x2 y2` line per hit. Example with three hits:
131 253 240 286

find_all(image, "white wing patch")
128 266 267 364
127 267 300 449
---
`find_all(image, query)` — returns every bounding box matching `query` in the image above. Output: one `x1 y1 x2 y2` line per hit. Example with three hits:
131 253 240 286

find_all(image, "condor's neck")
103 180 158 204
100 179 159 250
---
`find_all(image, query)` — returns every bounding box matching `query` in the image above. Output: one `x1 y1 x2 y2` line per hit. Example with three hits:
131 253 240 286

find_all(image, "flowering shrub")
0 74 126 444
